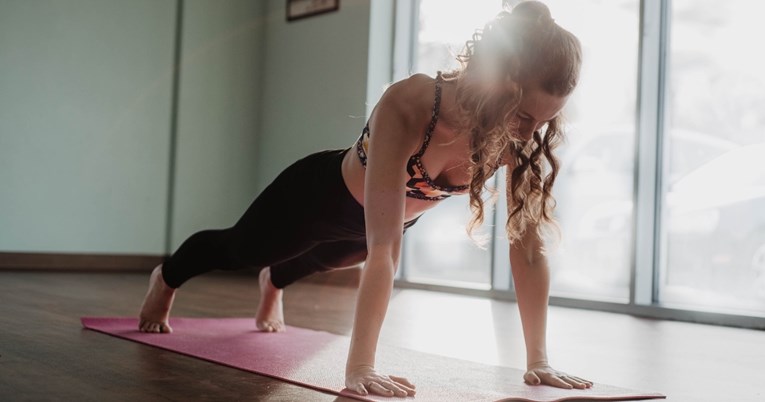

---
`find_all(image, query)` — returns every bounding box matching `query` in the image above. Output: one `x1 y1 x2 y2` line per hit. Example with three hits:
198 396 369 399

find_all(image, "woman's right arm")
344 75 431 397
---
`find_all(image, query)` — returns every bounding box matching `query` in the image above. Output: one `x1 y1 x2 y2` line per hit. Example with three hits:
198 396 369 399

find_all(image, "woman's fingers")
382 380 409 397
389 375 416 395
524 367 593 390
368 381 395 396
347 370 415 397
392 383 416 395
389 375 416 389
560 375 589 389
368 379 410 397
556 373 592 389
539 372 573 389
570 375 593 387
549 375 574 389
575 377 593 388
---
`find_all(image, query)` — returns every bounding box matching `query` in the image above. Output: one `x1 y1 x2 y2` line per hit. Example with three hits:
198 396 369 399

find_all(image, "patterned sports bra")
355 72 470 201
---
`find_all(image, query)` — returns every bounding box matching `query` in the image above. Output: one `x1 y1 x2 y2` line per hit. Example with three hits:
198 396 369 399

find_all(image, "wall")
0 0 390 257
0 0 265 256
0 0 176 254
256 0 374 190
170 0 264 250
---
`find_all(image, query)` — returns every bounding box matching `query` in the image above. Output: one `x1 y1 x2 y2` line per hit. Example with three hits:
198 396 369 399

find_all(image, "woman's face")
514 87 568 141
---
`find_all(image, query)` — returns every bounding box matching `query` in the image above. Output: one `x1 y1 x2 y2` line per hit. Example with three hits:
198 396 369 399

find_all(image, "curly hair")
443 1 581 244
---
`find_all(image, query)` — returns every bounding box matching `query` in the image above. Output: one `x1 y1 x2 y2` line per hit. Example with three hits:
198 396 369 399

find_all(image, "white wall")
170 0 265 249
0 0 176 254
256 0 375 190
0 0 391 256
0 0 266 255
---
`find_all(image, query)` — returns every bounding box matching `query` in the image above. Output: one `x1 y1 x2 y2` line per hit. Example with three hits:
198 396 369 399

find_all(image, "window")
540 0 639 302
395 0 765 327
660 0 765 316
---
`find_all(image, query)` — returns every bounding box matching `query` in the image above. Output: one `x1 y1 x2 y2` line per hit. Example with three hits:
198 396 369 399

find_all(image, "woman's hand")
524 362 593 389
346 365 416 397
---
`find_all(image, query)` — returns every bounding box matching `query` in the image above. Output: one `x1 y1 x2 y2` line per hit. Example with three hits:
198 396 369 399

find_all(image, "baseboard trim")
0 252 164 271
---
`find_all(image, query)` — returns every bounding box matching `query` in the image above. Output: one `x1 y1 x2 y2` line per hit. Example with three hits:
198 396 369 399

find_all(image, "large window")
396 0 765 326
539 0 639 302
660 0 765 315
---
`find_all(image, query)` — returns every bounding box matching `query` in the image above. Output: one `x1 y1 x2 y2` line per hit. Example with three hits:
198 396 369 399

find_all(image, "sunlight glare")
385 291 502 365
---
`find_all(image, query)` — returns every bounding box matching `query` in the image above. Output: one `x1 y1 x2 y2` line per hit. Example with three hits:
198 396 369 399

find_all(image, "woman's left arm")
510 226 593 389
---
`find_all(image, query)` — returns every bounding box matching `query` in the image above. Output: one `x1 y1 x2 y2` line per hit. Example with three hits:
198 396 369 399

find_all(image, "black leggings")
161 148 419 289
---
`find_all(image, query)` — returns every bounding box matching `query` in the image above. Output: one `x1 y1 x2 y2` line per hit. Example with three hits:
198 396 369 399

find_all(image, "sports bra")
355 72 470 201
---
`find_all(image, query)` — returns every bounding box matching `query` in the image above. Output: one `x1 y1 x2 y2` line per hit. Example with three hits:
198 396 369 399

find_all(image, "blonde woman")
139 1 592 396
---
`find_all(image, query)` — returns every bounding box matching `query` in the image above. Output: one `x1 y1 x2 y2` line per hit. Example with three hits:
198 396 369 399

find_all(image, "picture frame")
287 0 340 22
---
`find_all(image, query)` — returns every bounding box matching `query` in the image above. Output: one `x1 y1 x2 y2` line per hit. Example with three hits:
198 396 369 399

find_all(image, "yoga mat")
82 317 665 402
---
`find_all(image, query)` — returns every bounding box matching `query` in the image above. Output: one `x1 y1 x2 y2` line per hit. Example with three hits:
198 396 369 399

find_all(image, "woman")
138 1 592 396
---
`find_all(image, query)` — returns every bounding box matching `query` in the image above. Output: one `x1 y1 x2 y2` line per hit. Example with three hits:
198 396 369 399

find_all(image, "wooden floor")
1 271 763 402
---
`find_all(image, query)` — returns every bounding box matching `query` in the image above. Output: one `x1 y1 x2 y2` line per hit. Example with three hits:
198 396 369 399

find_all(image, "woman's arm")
505 152 591 389
509 224 550 370
344 75 431 397
510 222 593 390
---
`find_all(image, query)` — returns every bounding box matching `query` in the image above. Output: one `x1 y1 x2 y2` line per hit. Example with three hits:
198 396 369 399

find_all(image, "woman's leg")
257 240 368 332
138 149 362 333
269 239 368 288
160 152 350 289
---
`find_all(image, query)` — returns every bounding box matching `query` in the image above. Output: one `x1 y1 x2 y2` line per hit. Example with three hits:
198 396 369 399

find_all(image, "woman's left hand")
523 363 593 389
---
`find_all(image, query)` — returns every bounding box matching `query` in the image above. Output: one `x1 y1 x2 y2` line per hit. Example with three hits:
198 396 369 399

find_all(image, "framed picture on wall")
287 0 340 22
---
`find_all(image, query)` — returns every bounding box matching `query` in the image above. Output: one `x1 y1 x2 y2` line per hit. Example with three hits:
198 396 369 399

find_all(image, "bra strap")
413 71 443 157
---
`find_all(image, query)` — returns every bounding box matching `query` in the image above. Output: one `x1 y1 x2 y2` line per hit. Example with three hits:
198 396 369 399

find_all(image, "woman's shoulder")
375 74 438 128
383 74 436 104
403 73 435 87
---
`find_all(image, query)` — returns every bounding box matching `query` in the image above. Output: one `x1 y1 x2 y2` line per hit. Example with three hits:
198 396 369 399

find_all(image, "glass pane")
404 195 494 288
660 0 765 315
542 0 639 302
415 0 502 76
404 0 499 287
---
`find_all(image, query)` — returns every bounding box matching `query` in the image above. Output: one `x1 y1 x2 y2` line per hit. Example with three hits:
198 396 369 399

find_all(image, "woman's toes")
261 321 283 332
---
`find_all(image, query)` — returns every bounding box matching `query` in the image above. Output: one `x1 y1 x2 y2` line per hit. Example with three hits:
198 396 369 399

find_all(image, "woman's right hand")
345 365 416 397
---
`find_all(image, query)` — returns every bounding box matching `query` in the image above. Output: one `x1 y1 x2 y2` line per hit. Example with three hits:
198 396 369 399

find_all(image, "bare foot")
256 267 285 332
138 265 176 333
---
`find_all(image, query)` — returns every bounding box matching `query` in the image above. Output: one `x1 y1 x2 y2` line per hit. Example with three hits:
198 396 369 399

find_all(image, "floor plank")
0 271 763 401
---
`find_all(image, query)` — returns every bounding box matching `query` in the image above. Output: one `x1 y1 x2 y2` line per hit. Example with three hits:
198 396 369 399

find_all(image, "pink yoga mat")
81 317 665 402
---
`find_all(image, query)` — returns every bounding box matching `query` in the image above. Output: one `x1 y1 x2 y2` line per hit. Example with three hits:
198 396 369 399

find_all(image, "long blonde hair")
444 1 581 244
